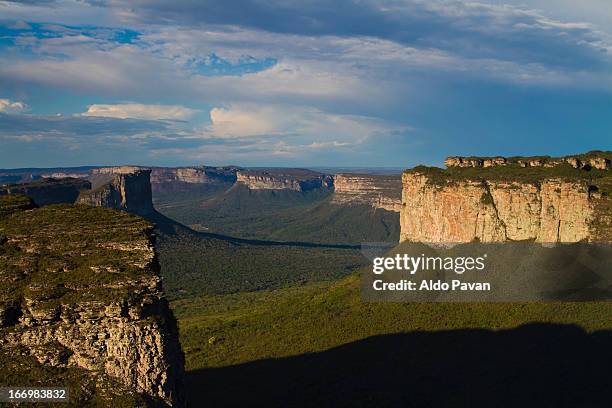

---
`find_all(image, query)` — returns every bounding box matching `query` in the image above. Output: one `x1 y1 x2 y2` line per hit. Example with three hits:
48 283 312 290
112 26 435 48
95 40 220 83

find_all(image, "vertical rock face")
150 166 238 185
331 174 402 212
77 168 154 216
149 166 238 196
0 200 184 406
0 178 91 206
236 169 333 192
400 153 611 244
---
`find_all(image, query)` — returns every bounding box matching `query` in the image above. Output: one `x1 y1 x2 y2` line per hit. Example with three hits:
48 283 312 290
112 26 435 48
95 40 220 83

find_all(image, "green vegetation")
408 151 612 187
173 273 612 371
157 228 368 299
0 348 148 407
0 204 154 306
0 194 34 216
155 184 399 244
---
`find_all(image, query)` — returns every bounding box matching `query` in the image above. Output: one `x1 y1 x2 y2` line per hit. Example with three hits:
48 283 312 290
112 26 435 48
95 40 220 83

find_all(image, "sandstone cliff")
445 151 611 170
150 166 238 196
401 152 612 243
0 197 184 406
331 173 402 212
236 169 333 192
78 168 154 216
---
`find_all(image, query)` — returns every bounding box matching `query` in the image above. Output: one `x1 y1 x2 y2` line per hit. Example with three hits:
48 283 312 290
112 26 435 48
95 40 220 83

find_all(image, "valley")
1 151 611 407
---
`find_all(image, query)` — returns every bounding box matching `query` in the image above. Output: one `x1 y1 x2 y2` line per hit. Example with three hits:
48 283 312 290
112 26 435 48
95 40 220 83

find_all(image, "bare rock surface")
401 152 611 243
331 173 402 212
0 198 184 406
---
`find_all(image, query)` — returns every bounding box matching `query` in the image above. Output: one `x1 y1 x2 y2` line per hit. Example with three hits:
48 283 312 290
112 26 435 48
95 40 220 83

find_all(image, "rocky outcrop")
331 173 402 212
150 166 238 195
0 202 184 406
150 166 237 185
236 169 333 192
445 151 611 170
444 156 508 168
400 153 611 244
0 178 91 206
78 168 154 215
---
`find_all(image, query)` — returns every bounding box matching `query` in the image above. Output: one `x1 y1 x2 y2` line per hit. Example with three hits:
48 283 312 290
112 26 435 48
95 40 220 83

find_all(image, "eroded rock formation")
445 151 611 170
236 169 333 192
0 178 91 206
78 168 154 215
0 198 184 406
401 152 611 243
150 166 238 196
331 173 402 212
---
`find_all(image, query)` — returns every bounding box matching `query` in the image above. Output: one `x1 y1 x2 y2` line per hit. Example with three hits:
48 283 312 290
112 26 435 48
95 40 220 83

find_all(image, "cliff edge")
0 196 184 406
400 151 612 243
77 168 154 216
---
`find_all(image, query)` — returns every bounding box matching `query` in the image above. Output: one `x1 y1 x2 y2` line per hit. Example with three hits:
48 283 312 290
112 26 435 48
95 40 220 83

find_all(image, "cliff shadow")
186 323 612 408
146 210 360 249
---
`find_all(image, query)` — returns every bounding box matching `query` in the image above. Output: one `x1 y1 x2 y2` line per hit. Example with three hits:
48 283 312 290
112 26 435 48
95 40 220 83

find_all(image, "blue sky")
0 0 610 168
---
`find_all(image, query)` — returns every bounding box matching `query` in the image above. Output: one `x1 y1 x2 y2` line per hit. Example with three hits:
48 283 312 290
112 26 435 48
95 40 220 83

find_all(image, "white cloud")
0 98 27 113
82 103 198 120
203 104 406 144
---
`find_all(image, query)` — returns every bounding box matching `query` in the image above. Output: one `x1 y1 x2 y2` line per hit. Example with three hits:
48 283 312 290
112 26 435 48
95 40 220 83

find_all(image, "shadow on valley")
186 323 612 408
147 210 359 249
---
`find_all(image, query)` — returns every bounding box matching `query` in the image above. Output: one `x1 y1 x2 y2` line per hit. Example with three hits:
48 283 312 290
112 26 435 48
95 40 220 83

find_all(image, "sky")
0 0 611 168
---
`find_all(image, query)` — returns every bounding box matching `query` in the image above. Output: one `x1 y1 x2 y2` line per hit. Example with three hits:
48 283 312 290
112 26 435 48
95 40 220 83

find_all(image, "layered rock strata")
331 173 402 212
0 198 184 406
236 169 333 192
445 151 611 170
401 152 611 243
78 168 154 215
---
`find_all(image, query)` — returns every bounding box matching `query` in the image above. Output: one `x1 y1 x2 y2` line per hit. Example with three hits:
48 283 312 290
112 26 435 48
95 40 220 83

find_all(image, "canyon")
400 152 611 244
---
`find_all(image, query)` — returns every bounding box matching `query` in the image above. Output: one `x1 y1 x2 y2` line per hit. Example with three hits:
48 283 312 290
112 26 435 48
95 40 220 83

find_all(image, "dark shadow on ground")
186 323 612 407
147 210 360 249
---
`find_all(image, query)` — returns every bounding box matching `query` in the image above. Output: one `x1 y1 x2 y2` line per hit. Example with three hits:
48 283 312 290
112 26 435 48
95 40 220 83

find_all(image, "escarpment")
331 173 402 212
236 169 333 192
1 178 91 206
78 167 154 216
150 166 238 196
0 197 184 406
401 152 612 243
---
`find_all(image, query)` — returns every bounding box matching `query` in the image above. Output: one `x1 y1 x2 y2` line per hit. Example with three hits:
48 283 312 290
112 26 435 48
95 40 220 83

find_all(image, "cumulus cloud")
0 98 27 114
203 104 406 145
82 103 198 120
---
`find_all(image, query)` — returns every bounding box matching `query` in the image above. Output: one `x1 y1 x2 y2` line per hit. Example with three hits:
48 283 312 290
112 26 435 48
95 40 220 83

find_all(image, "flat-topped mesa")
0 200 184 406
149 166 238 195
331 173 402 212
77 167 154 216
445 151 611 170
236 169 333 192
150 166 238 185
0 178 91 206
401 151 612 244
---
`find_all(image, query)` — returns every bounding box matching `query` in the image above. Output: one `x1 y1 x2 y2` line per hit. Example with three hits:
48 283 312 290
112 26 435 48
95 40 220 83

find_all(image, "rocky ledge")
401 152 612 243
78 168 154 216
331 173 402 212
445 151 611 170
0 197 184 406
236 169 333 192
